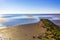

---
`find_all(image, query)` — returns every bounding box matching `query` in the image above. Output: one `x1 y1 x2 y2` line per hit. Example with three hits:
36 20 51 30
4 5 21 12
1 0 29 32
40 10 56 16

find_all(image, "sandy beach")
0 21 46 40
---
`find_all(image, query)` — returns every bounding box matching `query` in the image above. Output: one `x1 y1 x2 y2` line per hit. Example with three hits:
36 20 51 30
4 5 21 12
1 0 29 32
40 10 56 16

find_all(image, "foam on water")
0 24 7 29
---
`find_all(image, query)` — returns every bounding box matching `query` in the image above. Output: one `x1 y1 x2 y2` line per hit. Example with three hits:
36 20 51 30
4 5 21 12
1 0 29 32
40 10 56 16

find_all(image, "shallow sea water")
0 14 60 26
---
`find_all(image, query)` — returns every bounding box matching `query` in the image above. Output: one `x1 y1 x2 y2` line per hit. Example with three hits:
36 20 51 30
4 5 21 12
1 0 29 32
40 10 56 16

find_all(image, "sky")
0 0 60 14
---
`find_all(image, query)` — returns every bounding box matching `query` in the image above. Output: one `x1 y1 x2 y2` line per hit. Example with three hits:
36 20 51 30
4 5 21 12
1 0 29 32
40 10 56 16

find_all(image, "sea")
0 14 60 26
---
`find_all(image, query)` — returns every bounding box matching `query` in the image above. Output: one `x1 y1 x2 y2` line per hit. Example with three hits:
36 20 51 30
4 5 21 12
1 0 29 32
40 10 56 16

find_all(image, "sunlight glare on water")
0 15 40 27
0 24 7 29
0 15 7 29
0 15 9 22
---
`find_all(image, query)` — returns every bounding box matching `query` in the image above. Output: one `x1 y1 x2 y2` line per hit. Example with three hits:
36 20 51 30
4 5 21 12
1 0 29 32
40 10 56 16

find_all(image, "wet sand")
0 21 46 40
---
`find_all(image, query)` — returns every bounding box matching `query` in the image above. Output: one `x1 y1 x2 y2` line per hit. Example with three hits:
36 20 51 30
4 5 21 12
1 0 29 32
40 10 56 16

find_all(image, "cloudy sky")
0 0 60 14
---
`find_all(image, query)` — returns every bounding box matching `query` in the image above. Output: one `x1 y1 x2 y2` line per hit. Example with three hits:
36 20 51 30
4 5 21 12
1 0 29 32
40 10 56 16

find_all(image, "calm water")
0 18 40 26
0 14 60 26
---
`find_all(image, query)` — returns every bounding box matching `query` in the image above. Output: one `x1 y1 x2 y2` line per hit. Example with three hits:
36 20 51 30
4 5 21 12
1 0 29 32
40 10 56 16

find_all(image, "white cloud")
0 10 60 14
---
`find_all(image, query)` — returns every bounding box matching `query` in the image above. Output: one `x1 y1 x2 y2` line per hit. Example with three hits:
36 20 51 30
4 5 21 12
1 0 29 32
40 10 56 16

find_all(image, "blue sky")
0 0 60 14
